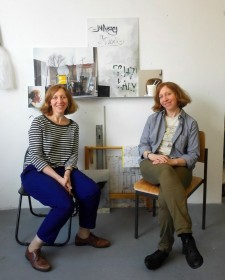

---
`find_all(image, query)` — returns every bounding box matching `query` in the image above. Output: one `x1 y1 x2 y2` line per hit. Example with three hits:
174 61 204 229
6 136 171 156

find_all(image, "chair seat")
134 176 204 197
186 176 203 197
18 186 29 196
134 179 159 195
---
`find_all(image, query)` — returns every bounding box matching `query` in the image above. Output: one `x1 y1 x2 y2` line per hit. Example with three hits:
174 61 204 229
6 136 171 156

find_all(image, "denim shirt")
138 109 200 169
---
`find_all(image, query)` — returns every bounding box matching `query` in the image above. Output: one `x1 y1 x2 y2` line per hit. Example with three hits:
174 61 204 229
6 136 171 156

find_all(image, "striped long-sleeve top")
24 115 79 172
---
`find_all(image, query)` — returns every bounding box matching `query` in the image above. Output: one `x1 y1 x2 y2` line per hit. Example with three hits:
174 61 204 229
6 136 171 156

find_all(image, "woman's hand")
148 155 186 167
42 165 73 196
63 170 73 196
167 158 186 166
56 175 72 196
149 154 169 164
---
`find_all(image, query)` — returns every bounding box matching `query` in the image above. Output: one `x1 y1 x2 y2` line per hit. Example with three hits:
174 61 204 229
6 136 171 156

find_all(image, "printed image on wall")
28 86 45 109
87 18 139 98
33 47 97 97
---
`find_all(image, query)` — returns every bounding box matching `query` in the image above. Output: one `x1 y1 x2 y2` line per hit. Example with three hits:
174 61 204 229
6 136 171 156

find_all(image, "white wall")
0 0 224 209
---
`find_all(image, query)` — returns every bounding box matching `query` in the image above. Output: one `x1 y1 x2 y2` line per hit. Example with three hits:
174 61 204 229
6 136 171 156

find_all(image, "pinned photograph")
33 47 97 97
28 86 45 109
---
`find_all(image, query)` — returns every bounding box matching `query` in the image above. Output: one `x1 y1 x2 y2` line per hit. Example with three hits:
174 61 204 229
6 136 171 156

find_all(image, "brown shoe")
25 248 51 272
75 233 111 248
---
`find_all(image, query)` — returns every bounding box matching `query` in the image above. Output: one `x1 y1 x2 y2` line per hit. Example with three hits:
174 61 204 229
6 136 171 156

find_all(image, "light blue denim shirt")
138 109 200 169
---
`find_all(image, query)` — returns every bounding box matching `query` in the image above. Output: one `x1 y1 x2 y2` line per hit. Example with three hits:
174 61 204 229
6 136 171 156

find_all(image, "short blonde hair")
40 84 78 115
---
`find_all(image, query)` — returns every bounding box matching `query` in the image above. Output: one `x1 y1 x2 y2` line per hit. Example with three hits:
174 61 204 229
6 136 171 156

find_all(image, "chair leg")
202 148 208 230
153 199 156 216
15 194 29 246
27 195 46 217
135 192 139 239
202 182 207 230
72 199 79 217
15 195 73 246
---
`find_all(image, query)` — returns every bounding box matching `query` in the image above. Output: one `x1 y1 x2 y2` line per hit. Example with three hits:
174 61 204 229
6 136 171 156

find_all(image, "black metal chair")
15 150 109 246
15 149 78 246
15 184 78 246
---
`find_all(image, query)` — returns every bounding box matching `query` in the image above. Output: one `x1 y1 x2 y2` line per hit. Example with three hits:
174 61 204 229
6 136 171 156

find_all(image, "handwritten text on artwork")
113 65 137 92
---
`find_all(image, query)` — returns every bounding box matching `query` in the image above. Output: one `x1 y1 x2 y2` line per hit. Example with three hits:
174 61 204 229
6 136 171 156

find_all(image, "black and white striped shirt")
24 115 79 172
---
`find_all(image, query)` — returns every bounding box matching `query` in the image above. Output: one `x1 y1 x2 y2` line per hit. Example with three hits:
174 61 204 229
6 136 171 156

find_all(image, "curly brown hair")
40 84 78 115
152 82 191 112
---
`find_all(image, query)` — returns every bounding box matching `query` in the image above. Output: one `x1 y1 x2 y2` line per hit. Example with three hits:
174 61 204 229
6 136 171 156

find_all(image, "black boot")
144 250 169 270
181 234 203 269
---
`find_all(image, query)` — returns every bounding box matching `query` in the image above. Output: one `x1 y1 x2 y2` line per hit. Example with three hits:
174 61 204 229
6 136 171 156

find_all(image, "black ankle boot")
144 250 169 270
181 235 203 269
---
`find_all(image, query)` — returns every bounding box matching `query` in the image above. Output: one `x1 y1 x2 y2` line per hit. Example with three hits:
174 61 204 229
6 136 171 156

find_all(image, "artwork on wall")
28 18 162 101
28 86 45 109
87 18 139 98
122 146 139 168
33 47 97 97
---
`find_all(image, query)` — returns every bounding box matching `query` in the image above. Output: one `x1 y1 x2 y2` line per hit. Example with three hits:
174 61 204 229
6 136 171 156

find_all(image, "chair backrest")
23 148 29 170
198 131 205 163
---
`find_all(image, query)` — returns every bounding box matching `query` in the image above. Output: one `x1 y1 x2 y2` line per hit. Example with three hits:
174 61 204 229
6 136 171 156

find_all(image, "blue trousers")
21 165 100 244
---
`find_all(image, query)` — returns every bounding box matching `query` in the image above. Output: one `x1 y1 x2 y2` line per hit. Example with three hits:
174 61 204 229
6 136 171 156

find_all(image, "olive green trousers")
140 159 193 252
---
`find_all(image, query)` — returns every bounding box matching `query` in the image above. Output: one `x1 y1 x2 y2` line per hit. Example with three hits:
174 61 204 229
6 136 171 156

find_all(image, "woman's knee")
71 170 100 199
140 160 175 184
77 182 100 201
140 160 157 183
160 165 176 179
55 197 75 217
140 160 152 178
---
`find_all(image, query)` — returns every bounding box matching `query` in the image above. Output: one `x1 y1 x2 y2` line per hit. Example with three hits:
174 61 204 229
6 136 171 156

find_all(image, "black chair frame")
15 185 78 246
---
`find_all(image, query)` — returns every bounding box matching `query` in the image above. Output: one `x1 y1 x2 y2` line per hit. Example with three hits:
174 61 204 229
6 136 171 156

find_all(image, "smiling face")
158 86 179 113
50 88 68 115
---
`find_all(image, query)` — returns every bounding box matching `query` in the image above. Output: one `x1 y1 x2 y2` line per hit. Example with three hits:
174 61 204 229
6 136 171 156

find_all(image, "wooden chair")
134 131 208 239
